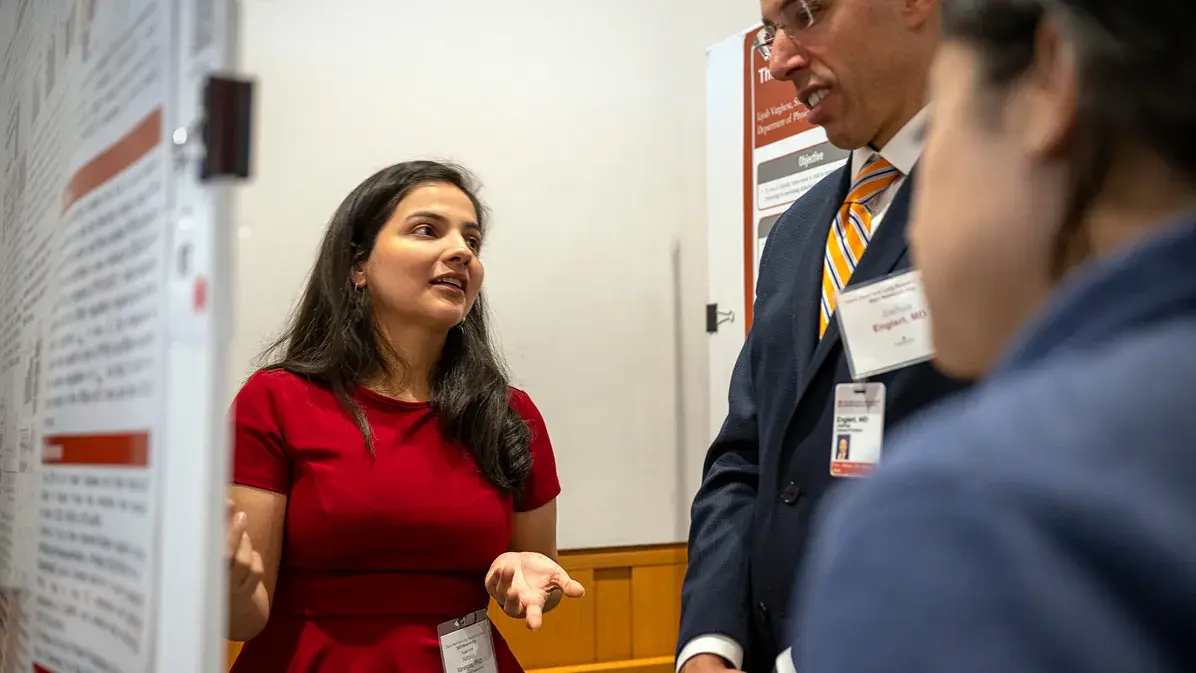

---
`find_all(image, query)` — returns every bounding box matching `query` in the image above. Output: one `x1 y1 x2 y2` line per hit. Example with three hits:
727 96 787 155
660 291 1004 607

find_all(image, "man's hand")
681 653 742 673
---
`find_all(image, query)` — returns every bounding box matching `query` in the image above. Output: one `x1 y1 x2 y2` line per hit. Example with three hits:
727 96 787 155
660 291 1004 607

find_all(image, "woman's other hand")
227 498 264 601
485 551 585 629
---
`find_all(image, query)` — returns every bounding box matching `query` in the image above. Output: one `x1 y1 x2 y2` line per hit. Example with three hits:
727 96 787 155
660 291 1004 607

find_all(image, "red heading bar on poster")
43 432 151 467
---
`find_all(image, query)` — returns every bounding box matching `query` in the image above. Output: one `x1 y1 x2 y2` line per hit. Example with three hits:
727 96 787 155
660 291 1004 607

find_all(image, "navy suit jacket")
679 164 968 672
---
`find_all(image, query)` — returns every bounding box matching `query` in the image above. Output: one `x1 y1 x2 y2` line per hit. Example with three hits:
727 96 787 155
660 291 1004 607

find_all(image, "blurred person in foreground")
677 1 969 672
224 160 583 672
790 0 1196 670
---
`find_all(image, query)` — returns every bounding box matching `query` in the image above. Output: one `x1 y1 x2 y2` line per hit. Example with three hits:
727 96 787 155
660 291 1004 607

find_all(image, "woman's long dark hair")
259 160 532 493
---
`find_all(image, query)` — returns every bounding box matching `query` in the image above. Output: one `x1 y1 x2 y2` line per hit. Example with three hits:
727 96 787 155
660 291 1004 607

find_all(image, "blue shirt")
791 213 1196 673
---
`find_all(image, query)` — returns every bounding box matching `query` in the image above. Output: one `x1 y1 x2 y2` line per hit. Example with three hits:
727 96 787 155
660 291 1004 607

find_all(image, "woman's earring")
351 283 367 322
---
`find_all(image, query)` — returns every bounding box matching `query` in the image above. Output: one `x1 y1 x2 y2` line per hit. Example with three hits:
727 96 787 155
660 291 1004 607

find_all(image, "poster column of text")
0 1 171 672
2 2 61 671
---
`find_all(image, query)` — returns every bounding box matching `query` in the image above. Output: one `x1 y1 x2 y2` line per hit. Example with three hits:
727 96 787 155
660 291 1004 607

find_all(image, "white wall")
705 32 752 456
230 0 759 549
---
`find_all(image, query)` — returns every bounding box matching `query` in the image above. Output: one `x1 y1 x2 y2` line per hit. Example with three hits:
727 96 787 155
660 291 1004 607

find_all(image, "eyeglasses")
751 0 824 62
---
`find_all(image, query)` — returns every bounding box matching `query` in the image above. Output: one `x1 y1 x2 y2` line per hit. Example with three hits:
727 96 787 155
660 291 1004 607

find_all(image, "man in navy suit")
677 1 967 672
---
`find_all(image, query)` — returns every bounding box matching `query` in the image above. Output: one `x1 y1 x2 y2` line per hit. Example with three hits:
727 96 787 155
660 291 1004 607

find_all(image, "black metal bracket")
706 303 735 333
201 75 254 181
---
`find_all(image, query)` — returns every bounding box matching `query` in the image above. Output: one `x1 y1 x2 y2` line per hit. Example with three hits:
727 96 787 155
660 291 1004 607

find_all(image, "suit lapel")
791 165 851 371
795 168 919 400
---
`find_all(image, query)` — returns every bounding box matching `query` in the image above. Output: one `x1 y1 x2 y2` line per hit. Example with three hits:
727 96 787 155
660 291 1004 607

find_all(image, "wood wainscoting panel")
226 641 242 670
227 543 687 672
502 543 688 671
629 562 687 658
529 655 675 673
593 567 633 661
489 567 598 669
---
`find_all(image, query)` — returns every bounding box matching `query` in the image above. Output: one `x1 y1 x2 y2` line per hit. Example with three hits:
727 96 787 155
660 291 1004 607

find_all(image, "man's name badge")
835 270 935 379
831 382 886 478
437 609 498 673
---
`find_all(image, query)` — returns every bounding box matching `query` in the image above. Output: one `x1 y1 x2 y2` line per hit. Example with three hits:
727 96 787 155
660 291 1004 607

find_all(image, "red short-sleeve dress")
228 369 561 673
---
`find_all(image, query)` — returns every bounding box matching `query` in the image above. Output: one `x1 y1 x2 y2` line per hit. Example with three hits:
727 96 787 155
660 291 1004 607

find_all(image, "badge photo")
830 382 886 478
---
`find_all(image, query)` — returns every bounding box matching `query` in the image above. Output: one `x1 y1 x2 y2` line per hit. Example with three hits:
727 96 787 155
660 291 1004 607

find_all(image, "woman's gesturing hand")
227 499 264 601
485 552 585 630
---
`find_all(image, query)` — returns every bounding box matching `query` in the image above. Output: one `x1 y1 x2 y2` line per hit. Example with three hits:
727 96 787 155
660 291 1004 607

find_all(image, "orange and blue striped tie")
818 156 902 338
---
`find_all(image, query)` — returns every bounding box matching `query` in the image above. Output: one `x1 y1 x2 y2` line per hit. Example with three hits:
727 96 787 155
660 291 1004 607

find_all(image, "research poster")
0 1 239 671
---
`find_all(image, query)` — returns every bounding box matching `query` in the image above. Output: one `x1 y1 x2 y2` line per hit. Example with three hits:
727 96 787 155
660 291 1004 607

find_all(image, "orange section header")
62 107 163 213
43 432 151 467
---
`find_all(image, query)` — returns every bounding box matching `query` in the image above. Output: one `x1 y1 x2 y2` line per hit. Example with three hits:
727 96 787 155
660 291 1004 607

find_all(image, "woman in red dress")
224 160 584 672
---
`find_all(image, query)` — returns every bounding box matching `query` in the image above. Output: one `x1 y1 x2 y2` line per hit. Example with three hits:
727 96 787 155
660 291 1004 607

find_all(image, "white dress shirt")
677 106 929 673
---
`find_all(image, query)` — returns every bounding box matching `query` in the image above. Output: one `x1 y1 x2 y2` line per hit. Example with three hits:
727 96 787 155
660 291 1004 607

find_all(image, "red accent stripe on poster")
62 107 163 213
742 28 761 336
43 432 151 467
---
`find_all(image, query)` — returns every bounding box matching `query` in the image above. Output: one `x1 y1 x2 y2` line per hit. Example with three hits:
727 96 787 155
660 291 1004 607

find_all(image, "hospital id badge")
835 270 934 379
437 609 498 673
830 383 885 478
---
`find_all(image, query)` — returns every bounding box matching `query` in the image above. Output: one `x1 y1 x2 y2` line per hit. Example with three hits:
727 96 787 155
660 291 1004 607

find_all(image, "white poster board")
0 1 241 671
704 27 846 443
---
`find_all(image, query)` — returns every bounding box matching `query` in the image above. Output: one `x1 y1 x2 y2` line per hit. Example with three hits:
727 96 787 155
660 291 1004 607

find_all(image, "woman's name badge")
831 383 886 478
835 270 935 379
437 610 498 673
